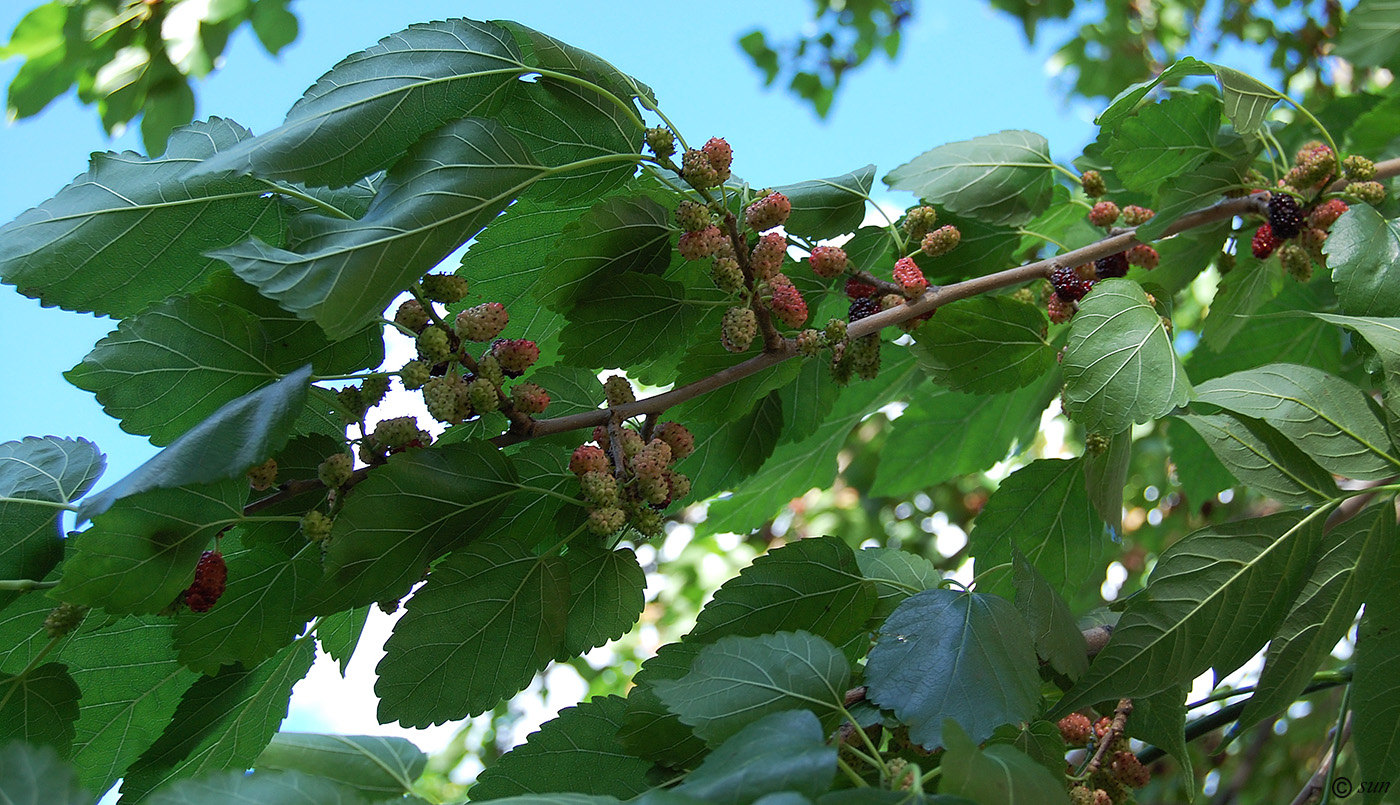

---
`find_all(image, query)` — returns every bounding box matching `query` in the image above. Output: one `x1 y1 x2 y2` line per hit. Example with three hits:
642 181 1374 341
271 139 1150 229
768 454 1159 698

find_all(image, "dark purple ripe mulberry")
1268 194 1304 240
1050 264 1091 301
848 297 881 322
1094 251 1129 280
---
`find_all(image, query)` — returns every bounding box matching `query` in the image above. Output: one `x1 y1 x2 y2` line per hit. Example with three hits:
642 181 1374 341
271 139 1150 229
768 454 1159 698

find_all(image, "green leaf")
1062 279 1192 433
469 442 578 549
120 638 317 802
537 194 675 312
883 130 1055 227
1122 686 1193 787
1353 528 1400 804
76 364 309 522
1104 91 1224 194
777 358 842 445
703 346 919 533
470 695 656 801
1309 313 1400 426
689 536 876 648
672 710 837 804
682 393 783 502
375 537 569 727
1190 277 1339 380
1211 65 1280 137
250 0 298 54
910 296 1053 393
866 589 1040 748
618 642 709 768
1194 364 1399 480
774 165 875 240
672 338 804 424
1053 510 1325 716
559 546 645 660
969 459 1104 601
58 615 199 796
1096 57 1215 128
1324 205 1400 317
1232 508 1393 741
559 275 709 370
1017 185 1099 256
656 631 850 745
0 437 104 610
1135 157 1253 241
0 663 81 754
56 480 246 614
307 442 518 614
940 721 1070 805
143 769 367 805
254 733 426 799
1333 0 1400 70
193 19 527 186
0 119 285 318
173 543 320 674
856 547 941 620
0 740 90 805
211 117 546 341
1173 412 1340 505
869 376 1053 498
317 606 370 677
1083 428 1131 534
1013 551 1089 680
1165 416 1237 506
1201 249 1283 350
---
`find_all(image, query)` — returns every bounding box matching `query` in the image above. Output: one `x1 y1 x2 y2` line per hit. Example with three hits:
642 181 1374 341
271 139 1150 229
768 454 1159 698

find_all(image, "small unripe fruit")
476 355 505 389
768 282 808 328
631 506 666 537
750 231 787 280
317 452 354 488
416 326 453 364
1110 750 1151 788
644 126 675 158
901 205 938 241
301 510 334 542
807 245 848 278
360 374 390 407
1058 713 1093 746
372 415 427 450
399 360 431 390
676 200 711 232
892 257 928 296
1127 244 1159 270
1080 170 1106 197
43 602 88 638
571 445 611 476
667 471 691 502
681 148 720 189
1089 200 1120 228
654 421 694 460
848 334 881 380
468 377 500 413
246 458 278 492
491 338 539 377
920 225 960 257
679 225 724 260
1343 154 1376 181
455 302 509 342
580 470 620 508
721 306 757 353
711 257 744 292
1047 294 1074 324
1308 198 1349 229
394 299 430 333
745 192 791 232
1347 180 1387 205
510 381 550 415
587 506 627 535
337 386 366 424
701 137 732 180
618 428 645 460
603 375 636 407
420 273 469 304
1120 205 1155 227
1279 242 1313 282
823 318 847 343
423 375 467 423
796 328 823 355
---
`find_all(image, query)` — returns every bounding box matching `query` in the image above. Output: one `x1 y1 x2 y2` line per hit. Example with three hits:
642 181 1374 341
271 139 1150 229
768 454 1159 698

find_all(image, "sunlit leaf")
883 131 1056 226
1324 204 1400 317
0 437 104 610
254 733 426 799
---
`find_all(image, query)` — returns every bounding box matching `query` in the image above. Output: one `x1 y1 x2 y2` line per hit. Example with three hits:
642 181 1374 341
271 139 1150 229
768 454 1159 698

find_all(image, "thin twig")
1290 711 1352 805
1086 698 1134 776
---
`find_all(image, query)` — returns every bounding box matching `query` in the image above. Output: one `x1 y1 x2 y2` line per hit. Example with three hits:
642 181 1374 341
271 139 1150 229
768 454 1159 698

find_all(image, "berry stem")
256 179 355 220
0 496 77 512
719 210 785 352
0 579 60 591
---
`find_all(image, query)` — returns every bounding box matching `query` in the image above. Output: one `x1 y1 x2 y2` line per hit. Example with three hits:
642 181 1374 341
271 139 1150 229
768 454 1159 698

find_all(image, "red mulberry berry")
491 338 539 377
1080 170 1106 198
892 257 928 296
679 225 725 261
1308 199 1349 229
455 302 508 342
184 550 227 613
510 382 550 415
1094 251 1129 280
1251 223 1281 259
751 232 787 280
1058 713 1093 746
1089 201 1120 228
421 273 469 304
1050 264 1091 301
1127 244 1159 270
768 282 808 328
571 445 610 476
808 245 848 278
844 277 878 299
702 137 732 180
654 421 694 460
848 297 880 322
920 225 961 257
745 192 791 232
1120 205 1155 227
1110 751 1151 788
721 307 757 353
1047 294 1074 324
1268 193 1304 239
1286 141 1336 189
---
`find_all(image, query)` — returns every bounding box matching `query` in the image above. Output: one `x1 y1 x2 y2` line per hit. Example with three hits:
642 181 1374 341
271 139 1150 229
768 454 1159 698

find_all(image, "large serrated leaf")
254 733 426 799
1053 510 1325 716
536 193 675 312
558 546 646 660
910 296 1054 393
671 337 804 424
211 117 546 341
559 274 710 370
0 662 81 754
1134 157 1254 241
307 441 518 614
940 721 1070 805
1212 65 1280 137
671 711 836 804
1174 412 1340 504
0 437 104 610
1194 364 1399 480
1323 204 1400 317
0 118 285 318
77 364 310 522
118 639 317 802
1062 279 1191 433
1200 250 1282 351
681 393 783 502
1096 57 1215 128
866 588 1041 748
883 131 1055 226
1104 90 1225 194
969 458 1104 601
1013 551 1089 680
0 741 90 805
193 19 526 186
1309 313 1400 427
655 631 850 745
774 165 875 240
375 537 569 727
470 695 655 801
856 547 941 620
618 642 709 769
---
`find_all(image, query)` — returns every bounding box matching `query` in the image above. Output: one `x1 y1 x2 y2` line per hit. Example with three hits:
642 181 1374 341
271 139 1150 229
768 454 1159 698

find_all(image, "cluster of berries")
1247 144 1374 282
1058 713 1152 804
1044 228 1156 325
568 377 693 538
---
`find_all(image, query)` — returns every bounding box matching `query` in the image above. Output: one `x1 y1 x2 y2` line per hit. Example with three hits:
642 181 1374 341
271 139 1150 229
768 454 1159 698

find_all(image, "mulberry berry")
768 282 808 328
1308 199 1349 229
420 273 469 304
1047 294 1074 324
1089 201 1120 228
603 375 636 407
1080 170 1106 198
920 225 961 257
423 375 467 423
580 470 620 508
476 355 505 389
844 277 878 299
848 334 881 380
1251 223 1281 259
1299 226 1328 257
808 245 848 278
1127 244 1159 270
301 510 333 542
645 126 675 158
702 137 732 180
721 306 757 353
455 302 508 342
1343 154 1376 181
1050 264 1091 301
796 328 823 355
416 327 453 364
750 232 787 280
337 386 366 424
1347 180 1387 205
892 257 929 296
571 444 611 476
1058 713 1093 746
246 458 278 492
680 149 720 189
901 205 938 241
394 299 430 333
823 318 847 342
1110 751 1151 788
1286 141 1336 189
317 452 354 488
587 506 627 535
630 506 666 538
667 471 692 502
361 374 390 407
654 421 694 460
491 338 539 377
372 416 429 451
618 428 645 459
399 360 431 390
679 225 724 260
879 293 905 312
848 296 880 322
711 257 744 292
1268 193 1304 240
184 550 227 613
745 192 791 232
1120 205 1155 227
1279 243 1313 282
1094 251 1129 280
468 377 500 413
510 382 550 415
43 602 88 638
676 200 710 233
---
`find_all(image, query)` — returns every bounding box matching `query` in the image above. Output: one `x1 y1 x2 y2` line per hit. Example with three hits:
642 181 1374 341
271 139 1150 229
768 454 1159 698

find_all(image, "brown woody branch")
1085 698 1134 776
